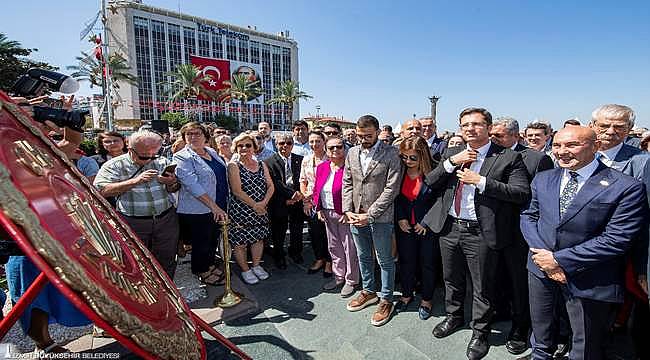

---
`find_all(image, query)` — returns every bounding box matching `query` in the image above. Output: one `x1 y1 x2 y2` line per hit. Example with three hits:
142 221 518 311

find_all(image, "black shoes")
553 342 571 359
506 328 529 355
466 333 490 360
432 315 464 338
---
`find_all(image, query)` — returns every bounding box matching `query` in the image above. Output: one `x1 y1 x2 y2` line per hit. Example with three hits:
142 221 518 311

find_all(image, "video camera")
12 68 88 132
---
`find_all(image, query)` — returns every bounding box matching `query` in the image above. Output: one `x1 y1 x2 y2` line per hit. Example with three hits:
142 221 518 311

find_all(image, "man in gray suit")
343 115 403 326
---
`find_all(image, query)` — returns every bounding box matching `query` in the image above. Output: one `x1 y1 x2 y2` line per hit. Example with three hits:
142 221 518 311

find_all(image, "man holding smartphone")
94 130 181 278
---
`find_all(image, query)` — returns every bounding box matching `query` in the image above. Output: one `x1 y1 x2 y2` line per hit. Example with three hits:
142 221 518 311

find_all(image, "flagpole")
102 0 114 130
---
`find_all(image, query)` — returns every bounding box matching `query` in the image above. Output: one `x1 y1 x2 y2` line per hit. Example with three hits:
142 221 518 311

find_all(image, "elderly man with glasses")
94 130 181 277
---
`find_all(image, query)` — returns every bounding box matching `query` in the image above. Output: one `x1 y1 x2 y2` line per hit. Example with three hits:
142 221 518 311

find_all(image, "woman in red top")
394 136 440 320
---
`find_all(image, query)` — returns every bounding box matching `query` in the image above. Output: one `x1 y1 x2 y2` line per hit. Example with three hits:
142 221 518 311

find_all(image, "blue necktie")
560 171 579 216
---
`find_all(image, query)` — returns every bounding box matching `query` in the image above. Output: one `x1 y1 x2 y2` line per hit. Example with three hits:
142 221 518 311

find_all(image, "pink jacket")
312 160 345 215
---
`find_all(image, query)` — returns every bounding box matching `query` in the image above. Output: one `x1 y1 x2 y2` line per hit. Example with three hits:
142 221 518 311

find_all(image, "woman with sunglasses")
300 131 333 277
312 137 359 297
227 133 275 284
173 122 229 286
394 136 440 320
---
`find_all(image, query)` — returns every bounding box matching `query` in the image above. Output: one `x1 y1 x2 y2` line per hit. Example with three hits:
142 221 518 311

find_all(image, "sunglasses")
277 141 293 146
324 131 340 136
400 154 419 161
214 131 227 135
236 143 253 149
130 148 159 161
327 145 344 150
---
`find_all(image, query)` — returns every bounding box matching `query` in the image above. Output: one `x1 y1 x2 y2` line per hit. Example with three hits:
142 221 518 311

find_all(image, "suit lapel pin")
599 180 609 186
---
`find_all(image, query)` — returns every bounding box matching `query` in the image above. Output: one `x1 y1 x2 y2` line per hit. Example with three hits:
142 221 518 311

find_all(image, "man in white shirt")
422 107 530 360
257 121 275 152
291 120 312 157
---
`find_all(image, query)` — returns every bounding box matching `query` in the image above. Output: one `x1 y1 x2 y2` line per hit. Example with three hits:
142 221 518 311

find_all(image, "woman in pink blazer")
313 136 360 298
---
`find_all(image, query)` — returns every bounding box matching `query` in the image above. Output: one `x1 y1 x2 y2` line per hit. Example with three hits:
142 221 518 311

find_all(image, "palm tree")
218 74 263 129
164 63 216 102
0 33 27 56
67 51 138 93
267 80 312 123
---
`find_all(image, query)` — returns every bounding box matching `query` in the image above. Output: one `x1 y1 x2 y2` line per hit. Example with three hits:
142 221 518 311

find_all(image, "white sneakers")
252 265 270 280
241 270 259 284
242 265 270 284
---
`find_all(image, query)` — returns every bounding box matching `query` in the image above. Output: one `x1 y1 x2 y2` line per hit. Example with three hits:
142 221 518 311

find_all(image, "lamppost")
316 105 321 120
428 96 440 121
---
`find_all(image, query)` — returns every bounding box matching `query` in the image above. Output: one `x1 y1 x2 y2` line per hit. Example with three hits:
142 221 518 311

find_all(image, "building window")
260 43 271 121
198 29 210 57
226 36 237 60
282 47 291 82
212 33 223 59
134 16 153 121
238 39 249 62
168 23 182 74
183 27 196 63
151 20 167 115
250 41 260 64
272 46 282 124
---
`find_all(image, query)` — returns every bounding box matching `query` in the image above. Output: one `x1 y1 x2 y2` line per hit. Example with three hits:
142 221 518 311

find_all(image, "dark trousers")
396 227 439 301
270 204 304 260
500 236 532 337
528 272 616 360
178 212 219 274
307 215 331 261
123 208 179 278
439 219 499 334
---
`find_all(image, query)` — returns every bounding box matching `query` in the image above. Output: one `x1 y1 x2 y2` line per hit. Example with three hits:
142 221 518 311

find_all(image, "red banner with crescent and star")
189 55 231 99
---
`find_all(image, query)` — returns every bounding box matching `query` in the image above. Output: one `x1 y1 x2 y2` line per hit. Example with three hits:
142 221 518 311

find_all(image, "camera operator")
4 90 92 353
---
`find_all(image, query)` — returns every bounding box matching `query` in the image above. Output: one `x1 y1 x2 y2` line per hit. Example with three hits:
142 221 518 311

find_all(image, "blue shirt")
202 155 228 210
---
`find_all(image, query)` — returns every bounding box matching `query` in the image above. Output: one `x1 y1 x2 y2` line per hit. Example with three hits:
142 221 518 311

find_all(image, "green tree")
164 64 216 102
213 113 239 132
217 74 263 129
0 33 58 92
67 51 138 91
161 112 190 130
266 80 312 122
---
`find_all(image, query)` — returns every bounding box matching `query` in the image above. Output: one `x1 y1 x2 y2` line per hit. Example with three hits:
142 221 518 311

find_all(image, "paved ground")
217 249 523 360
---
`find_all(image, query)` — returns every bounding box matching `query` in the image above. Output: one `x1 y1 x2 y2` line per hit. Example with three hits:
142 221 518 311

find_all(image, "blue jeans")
350 223 395 301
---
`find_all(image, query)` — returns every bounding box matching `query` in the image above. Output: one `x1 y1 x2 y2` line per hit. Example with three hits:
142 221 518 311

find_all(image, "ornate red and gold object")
0 92 249 359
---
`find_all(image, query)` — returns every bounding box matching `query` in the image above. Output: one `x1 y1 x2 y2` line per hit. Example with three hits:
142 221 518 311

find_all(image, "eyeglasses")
130 148 159 161
102 139 121 145
400 154 418 161
327 145 344 150
236 143 253 149
214 130 227 135
277 141 293 146
185 131 204 138
324 131 340 136
406 126 422 131
460 122 488 129
594 122 629 132
357 133 376 140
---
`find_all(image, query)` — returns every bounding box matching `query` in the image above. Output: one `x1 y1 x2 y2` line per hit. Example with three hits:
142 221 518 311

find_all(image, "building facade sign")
197 23 250 41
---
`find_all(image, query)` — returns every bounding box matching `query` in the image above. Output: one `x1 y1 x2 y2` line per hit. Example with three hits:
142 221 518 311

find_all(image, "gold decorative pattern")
0 98 203 359
13 139 54 176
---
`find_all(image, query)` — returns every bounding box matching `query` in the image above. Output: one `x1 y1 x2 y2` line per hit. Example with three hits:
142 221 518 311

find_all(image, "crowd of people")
3 99 650 360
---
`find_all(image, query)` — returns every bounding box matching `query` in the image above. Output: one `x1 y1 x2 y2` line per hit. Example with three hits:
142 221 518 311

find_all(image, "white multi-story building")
106 0 299 129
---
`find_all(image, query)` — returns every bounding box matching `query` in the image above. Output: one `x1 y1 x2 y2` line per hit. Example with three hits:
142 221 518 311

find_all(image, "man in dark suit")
490 117 555 355
420 116 448 157
521 126 647 360
422 107 530 360
265 133 304 269
589 104 650 357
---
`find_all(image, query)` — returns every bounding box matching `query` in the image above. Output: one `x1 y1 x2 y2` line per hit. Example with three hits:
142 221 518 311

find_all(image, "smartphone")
161 164 177 176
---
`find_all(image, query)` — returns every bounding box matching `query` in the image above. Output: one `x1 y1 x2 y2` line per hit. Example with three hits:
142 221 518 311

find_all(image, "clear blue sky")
2 0 649 132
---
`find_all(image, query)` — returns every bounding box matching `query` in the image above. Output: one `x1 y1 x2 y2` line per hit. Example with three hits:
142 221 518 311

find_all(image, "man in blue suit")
521 126 647 360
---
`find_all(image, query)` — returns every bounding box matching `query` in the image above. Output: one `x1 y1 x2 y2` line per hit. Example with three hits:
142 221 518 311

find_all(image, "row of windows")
132 16 295 125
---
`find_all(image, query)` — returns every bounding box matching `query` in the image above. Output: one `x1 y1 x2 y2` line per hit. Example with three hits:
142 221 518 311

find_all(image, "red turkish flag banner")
190 55 230 100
